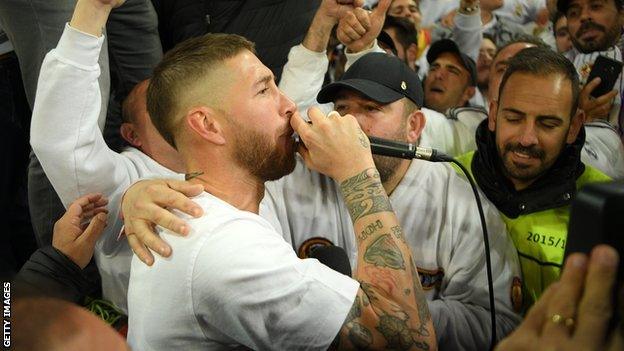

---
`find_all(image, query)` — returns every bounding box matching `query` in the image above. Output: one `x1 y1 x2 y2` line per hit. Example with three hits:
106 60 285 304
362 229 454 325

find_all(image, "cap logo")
401 81 407 90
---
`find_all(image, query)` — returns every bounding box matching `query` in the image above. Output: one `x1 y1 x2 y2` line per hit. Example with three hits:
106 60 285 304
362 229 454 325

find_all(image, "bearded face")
566 0 623 53
230 118 297 182
372 118 409 184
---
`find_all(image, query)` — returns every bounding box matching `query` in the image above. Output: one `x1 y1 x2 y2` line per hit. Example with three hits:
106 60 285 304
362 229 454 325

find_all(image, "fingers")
77 212 108 258
350 8 371 35
372 0 392 18
165 179 204 199
339 12 365 42
574 245 619 344
145 181 202 219
131 219 172 257
582 77 602 97
541 253 587 341
307 106 328 126
519 282 559 333
593 89 619 106
290 109 312 136
127 233 154 266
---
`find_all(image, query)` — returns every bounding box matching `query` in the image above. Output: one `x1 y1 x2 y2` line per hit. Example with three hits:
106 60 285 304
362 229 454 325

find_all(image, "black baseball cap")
426 39 477 86
317 52 424 107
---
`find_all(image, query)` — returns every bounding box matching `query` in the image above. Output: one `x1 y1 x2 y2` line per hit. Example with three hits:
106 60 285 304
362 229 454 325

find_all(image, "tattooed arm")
334 168 437 350
291 108 437 350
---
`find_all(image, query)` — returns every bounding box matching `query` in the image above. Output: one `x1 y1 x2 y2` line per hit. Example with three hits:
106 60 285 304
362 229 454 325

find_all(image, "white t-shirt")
264 157 522 350
128 192 359 351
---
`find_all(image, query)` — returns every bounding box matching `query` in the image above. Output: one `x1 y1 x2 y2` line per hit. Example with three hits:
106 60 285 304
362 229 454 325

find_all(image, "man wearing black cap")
557 0 624 139
424 39 478 114
267 51 522 350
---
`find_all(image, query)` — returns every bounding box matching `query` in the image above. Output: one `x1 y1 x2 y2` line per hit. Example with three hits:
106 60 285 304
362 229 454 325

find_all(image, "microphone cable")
368 136 497 349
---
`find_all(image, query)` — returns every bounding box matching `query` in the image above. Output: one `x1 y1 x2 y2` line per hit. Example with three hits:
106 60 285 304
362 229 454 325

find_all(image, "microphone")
367 136 452 162
309 246 352 276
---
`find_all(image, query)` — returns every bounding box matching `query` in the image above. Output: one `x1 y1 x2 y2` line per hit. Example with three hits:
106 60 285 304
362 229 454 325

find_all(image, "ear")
120 123 142 147
566 108 585 144
461 86 476 105
186 106 226 145
406 110 426 143
487 99 498 132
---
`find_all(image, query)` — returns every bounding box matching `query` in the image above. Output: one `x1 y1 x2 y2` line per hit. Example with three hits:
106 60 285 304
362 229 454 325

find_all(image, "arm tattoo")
358 130 370 148
376 313 430 351
360 220 384 241
340 168 393 222
349 323 373 349
391 225 406 243
345 297 362 324
364 234 406 270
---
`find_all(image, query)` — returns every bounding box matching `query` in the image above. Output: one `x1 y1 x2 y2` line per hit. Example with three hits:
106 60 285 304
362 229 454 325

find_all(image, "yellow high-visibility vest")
455 151 611 311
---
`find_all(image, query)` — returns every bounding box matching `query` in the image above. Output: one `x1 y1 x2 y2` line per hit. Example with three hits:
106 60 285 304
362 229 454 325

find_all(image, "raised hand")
495 245 619 351
303 0 366 52
70 0 127 36
52 193 109 269
336 0 393 53
579 77 619 123
318 0 366 24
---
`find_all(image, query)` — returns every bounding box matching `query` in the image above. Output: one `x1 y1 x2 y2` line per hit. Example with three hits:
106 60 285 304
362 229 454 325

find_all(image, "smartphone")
586 55 623 98
566 181 623 334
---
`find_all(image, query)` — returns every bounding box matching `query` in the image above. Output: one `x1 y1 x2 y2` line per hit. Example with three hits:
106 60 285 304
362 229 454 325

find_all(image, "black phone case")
587 55 623 98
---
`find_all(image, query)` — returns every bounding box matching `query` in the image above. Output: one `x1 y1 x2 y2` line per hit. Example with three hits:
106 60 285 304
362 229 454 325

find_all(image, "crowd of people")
1 0 622 350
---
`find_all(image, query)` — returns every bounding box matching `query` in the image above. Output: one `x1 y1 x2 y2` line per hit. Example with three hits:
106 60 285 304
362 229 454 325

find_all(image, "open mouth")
429 86 444 93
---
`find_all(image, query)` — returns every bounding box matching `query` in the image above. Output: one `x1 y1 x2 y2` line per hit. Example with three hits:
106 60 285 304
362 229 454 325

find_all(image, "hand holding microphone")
290 107 375 183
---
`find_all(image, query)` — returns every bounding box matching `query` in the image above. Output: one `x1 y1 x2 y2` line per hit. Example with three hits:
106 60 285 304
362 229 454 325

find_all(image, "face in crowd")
218 50 298 181
424 52 475 113
554 15 573 53
565 0 624 53
488 42 537 103
148 34 297 183
489 52 583 190
478 37 497 90
333 91 424 183
387 0 422 29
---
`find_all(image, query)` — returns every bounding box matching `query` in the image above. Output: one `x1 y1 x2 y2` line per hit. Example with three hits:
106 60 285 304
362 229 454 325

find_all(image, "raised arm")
291 107 437 350
30 0 131 210
279 0 363 115
453 0 483 62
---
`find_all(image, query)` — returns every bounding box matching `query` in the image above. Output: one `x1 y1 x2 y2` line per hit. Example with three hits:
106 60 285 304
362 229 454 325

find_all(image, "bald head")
12 298 129 351
122 79 149 125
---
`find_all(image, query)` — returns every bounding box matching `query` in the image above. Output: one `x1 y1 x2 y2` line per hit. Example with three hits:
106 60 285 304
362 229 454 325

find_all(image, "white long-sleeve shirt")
30 24 184 312
277 44 522 349
264 157 522 350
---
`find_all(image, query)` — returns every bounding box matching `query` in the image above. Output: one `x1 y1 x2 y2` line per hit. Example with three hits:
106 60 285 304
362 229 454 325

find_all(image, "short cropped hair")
498 46 580 117
147 33 255 148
